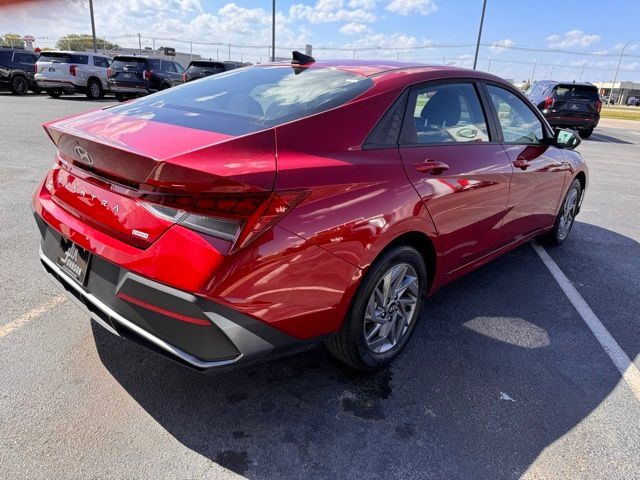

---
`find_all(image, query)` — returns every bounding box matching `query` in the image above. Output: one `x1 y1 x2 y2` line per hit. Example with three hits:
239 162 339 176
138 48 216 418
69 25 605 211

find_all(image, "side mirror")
554 128 581 150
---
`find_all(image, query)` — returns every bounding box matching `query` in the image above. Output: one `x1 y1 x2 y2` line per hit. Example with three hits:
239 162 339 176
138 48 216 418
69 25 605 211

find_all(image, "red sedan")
33 53 587 372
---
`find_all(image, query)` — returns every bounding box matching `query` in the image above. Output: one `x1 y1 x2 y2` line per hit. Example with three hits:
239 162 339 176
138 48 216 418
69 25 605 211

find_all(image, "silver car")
35 51 111 99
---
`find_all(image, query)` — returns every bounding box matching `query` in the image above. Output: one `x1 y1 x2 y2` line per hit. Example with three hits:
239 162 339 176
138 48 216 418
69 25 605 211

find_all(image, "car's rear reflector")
116 292 211 326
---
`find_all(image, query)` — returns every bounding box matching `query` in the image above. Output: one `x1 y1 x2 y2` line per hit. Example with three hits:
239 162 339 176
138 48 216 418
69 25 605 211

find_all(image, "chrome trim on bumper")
39 248 242 369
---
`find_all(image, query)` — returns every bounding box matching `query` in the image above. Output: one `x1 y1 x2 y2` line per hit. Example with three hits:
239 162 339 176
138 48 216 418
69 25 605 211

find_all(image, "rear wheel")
86 79 103 100
159 82 171 90
10 75 29 95
46 89 62 98
326 245 427 370
539 178 582 246
578 128 593 139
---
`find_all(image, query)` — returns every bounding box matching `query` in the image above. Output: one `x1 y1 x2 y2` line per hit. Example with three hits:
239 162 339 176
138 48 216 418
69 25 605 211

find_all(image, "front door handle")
414 160 450 174
512 157 531 170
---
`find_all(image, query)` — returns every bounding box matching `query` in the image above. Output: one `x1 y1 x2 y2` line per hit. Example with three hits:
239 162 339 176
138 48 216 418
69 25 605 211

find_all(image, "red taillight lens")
69 65 77 76
141 190 308 251
33 64 37 73
143 69 152 81
596 100 602 113
182 73 187 82
543 96 554 109
106 67 112 78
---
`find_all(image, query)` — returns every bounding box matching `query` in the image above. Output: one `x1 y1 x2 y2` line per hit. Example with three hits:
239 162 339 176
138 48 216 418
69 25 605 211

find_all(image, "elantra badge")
74 146 93 165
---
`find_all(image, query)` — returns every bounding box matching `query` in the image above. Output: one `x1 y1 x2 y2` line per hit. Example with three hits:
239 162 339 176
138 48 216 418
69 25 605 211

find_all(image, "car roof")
534 80 596 88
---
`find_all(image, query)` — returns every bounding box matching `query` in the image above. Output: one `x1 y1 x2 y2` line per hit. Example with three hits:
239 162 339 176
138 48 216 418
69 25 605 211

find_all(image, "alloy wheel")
558 187 578 240
13 76 28 95
90 82 100 98
363 263 419 354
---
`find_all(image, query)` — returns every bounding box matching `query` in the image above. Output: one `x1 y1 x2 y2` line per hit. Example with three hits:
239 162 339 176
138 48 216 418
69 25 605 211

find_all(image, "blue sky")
2 0 640 82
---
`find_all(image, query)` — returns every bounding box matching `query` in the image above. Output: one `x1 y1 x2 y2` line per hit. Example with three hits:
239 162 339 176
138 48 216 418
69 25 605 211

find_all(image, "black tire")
578 128 593 139
86 79 103 100
31 87 42 94
325 245 427 370
539 178 582 246
115 93 130 102
46 89 62 98
10 75 29 95
159 82 171 90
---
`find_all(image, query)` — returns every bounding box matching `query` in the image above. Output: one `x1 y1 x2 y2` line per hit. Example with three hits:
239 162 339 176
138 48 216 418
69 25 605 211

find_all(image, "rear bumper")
35 215 316 373
544 113 599 129
35 78 80 90
108 82 151 94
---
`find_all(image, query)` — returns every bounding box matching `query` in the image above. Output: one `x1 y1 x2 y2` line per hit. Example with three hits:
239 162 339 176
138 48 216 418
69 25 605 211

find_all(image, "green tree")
0 33 25 49
55 34 119 52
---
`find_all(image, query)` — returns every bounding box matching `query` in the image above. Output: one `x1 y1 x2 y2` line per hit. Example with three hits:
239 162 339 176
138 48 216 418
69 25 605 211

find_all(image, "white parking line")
532 242 640 402
0 295 67 340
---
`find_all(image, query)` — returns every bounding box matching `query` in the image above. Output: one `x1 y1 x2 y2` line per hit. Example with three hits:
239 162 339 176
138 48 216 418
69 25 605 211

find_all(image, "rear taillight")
141 190 308 252
69 65 77 76
182 73 187 82
596 100 602 113
33 64 37 73
106 67 112 78
543 96 554 109
143 69 152 81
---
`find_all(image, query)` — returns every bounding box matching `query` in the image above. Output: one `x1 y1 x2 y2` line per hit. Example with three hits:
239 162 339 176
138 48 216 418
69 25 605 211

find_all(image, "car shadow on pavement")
92 222 639 479
585 132 634 144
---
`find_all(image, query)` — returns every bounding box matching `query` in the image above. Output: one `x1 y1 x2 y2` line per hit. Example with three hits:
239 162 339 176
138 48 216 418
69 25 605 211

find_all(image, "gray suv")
35 51 111 99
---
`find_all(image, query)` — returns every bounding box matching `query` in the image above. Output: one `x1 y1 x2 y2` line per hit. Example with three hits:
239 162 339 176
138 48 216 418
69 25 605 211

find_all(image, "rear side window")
365 91 408 147
109 65 373 134
14 53 36 64
553 84 599 100
487 85 544 144
174 62 185 74
401 83 490 144
0 51 11 61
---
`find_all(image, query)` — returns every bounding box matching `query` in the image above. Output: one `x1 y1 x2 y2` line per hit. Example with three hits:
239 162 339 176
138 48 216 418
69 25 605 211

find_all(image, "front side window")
487 85 544 144
401 82 489 144
163 61 177 73
174 62 185 74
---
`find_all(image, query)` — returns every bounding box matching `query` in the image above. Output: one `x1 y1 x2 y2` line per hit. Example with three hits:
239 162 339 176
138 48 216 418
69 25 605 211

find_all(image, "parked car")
527 80 601 138
627 96 640 106
183 60 246 82
33 54 587 373
35 51 111 100
0 48 39 95
107 56 185 101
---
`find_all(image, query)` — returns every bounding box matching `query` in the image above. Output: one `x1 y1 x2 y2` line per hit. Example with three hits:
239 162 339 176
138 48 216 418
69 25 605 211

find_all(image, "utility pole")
472 0 487 69
271 0 276 62
579 61 585 81
88 0 97 52
530 59 537 84
190 42 193 61
610 41 631 105
228 43 231 61
138 33 142 54
549 66 553 80
487 57 491 73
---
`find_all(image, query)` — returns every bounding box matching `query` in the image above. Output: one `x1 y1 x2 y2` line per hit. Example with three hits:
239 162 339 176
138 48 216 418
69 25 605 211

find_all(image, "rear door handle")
414 160 449 174
512 157 531 170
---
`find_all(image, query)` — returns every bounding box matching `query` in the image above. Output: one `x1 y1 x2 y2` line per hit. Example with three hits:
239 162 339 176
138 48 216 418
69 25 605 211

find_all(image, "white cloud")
614 42 638 51
546 30 600 48
489 38 513 53
289 0 376 24
340 22 370 35
386 0 437 16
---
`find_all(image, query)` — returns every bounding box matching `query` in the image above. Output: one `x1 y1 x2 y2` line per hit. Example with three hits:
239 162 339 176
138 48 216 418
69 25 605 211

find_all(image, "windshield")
108 65 373 134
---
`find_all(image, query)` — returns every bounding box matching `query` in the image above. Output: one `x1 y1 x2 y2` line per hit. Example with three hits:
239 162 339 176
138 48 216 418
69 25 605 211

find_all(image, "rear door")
91 56 111 87
109 57 147 85
483 83 568 240
398 81 513 273
36 52 73 80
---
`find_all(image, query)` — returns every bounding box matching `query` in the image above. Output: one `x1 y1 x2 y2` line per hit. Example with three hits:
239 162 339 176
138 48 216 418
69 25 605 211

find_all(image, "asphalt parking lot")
1 92 639 480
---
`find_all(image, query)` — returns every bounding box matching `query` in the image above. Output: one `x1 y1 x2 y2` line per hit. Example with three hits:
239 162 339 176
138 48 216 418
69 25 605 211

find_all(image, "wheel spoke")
365 323 381 342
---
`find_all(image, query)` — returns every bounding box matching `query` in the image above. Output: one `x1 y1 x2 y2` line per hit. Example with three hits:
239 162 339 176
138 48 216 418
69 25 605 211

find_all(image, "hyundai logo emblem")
74 146 93 165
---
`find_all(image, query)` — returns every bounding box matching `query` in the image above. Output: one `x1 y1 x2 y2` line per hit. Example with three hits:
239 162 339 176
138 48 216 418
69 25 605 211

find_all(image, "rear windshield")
553 85 599 100
111 57 148 70
189 61 224 69
108 65 373 134
38 52 88 64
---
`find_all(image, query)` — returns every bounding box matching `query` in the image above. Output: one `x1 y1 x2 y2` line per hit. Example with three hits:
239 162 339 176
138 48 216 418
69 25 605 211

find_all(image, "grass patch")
600 107 640 121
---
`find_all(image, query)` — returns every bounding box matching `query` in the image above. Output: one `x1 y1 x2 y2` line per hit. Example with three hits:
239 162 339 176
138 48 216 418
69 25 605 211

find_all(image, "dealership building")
592 81 640 104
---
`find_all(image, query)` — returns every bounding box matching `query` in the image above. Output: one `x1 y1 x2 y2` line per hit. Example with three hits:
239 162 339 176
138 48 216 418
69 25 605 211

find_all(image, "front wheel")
578 128 593 139
10 75 29 95
326 245 427 370
86 79 103 100
539 178 582 246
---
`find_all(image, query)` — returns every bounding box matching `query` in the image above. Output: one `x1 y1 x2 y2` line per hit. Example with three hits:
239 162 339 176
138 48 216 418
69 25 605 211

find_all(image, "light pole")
88 0 97 52
472 0 487 70
610 40 631 105
530 59 537 84
271 0 276 62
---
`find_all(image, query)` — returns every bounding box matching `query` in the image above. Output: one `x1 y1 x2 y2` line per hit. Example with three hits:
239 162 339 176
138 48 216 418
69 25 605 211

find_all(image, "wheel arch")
86 75 103 88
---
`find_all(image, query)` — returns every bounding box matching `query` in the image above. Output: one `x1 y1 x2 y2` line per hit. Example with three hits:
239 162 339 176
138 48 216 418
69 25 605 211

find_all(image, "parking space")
1 92 639 479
